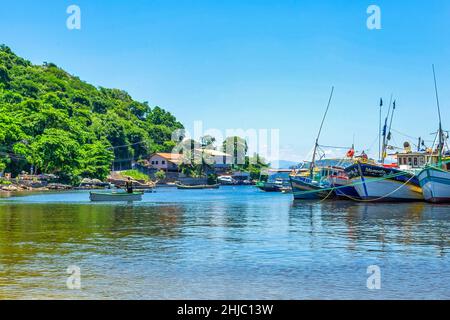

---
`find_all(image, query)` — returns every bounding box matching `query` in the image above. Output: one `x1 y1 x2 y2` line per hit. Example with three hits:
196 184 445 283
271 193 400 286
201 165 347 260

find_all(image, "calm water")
0 186 449 300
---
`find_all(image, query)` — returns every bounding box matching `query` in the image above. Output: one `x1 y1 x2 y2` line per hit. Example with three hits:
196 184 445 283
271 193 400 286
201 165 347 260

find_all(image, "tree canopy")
0 45 183 183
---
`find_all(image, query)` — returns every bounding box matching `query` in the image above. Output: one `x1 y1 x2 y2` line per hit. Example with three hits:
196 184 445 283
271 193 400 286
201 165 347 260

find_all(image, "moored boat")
291 86 336 201
89 191 144 202
325 166 360 199
290 174 335 200
418 164 450 203
176 183 220 190
344 161 423 201
256 169 292 192
417 66 450 203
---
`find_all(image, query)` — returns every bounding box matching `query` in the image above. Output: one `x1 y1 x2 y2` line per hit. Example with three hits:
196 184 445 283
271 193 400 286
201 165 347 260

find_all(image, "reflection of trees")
288 201 450 254
0 203 184 266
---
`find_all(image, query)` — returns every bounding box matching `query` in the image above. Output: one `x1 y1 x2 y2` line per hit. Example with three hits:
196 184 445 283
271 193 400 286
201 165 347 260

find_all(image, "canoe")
89 191 143 202
176 184 220 190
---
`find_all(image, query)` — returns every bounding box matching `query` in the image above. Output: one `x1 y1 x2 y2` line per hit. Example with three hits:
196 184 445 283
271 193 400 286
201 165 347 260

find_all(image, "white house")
148 153 183 172
194 148 232 168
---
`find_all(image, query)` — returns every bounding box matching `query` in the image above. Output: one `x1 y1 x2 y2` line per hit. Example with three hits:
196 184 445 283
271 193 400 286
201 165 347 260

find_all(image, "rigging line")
318 144 352 150
390 129 434 143
432 64 443 129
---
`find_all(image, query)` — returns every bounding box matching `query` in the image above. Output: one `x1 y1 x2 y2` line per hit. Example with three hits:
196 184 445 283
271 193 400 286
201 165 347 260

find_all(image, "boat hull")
256 182 282 192
290 176 335 200
89 192 143 202
345 163 423 202
328 177 360 199
418 167 450 203
176 184 220 190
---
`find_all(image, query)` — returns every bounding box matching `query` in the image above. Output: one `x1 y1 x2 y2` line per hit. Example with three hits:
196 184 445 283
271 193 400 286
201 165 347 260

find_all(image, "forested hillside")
0 45 183 183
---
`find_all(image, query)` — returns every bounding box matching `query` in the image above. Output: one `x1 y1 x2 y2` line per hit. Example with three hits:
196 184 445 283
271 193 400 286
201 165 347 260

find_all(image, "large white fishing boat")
417 65 450 203
344 161 423 201
418 162 450 203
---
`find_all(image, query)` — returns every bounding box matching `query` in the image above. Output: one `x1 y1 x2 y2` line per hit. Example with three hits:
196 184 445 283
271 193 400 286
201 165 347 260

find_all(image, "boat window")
413 157 418 166
408 157 412 165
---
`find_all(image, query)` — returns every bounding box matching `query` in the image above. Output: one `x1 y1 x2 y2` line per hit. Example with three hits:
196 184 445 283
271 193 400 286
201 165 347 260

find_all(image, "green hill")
0 45 183 183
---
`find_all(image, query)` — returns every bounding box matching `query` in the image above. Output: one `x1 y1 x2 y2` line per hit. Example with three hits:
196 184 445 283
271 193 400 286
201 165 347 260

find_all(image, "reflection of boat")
345 162 423 201
89 191 143 202
176 184 220 190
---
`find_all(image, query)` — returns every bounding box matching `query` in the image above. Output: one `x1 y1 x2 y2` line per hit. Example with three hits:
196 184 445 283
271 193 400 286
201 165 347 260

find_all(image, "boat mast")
432 64 444 165
378 98 383 162
386 100 396 144
381 94 393 164
310 86 334 179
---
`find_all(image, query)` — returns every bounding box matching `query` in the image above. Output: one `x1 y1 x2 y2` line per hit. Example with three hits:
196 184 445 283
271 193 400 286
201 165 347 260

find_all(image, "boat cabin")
395 152 439 170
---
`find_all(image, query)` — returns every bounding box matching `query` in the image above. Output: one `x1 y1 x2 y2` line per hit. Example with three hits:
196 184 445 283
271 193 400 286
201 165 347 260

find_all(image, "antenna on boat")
310 86 334 178
432 64 444 163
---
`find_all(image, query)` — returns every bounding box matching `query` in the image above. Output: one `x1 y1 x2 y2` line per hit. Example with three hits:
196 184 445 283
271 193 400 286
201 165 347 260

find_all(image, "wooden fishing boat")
344 162 423 201
290 174 335 200
176 184 220 190
89 191 143 202
418 164 450 203
417 66 450 203
290 86 337 200
256 169 292 192
325 166 360 199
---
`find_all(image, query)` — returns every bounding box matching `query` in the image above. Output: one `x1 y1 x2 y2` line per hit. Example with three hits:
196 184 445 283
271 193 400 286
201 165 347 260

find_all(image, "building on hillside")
194 148 232 172
148 153 183 172
146 150 232 173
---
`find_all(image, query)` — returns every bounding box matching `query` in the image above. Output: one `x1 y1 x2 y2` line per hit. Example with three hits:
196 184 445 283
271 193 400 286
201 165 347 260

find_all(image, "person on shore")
125 177 133 194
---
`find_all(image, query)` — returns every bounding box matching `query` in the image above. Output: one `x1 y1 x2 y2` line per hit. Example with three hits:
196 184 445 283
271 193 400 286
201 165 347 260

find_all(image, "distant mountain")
270 160 299 169
270 158 354 169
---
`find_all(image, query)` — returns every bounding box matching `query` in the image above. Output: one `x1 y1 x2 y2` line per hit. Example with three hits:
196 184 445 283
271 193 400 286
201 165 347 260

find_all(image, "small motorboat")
89 191 144 202
175 184 220 190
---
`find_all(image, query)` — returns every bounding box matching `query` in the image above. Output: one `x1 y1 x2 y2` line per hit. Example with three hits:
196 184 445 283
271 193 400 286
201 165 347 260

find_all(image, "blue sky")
1 0 450 162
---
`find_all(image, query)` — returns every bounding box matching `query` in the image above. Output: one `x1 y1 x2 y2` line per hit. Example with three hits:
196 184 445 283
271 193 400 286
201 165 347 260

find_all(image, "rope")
338 173 417 202
292 164 418 201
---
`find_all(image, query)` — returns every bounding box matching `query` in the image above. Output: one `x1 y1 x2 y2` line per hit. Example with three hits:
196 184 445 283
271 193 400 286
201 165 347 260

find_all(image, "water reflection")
0 187 449 299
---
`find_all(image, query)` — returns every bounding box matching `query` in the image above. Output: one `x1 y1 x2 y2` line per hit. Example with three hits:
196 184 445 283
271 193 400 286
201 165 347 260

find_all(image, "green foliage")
223 136 248 165
0 45 183 183
122 169 150 182
155 170 166 181
207 173 217 185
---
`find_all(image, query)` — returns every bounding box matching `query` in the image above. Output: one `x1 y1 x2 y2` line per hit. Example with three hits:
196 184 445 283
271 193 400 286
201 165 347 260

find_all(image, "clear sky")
1 0 450 162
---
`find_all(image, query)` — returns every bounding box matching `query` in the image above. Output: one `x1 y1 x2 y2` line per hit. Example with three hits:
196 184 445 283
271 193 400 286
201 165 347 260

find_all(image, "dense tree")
223 136 248 165
0 45 183 182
